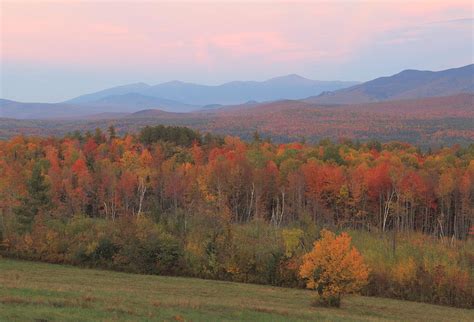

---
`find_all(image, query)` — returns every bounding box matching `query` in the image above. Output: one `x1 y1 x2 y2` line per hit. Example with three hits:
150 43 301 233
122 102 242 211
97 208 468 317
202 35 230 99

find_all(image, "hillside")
0 99 84 119
1 94 472 147
306 64 474 104
0 96 195 119
1 259 472 321
207 94 474 145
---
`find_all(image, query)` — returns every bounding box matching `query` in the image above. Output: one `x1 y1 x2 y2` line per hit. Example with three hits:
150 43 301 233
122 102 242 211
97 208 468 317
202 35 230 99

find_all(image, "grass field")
0 258 472 321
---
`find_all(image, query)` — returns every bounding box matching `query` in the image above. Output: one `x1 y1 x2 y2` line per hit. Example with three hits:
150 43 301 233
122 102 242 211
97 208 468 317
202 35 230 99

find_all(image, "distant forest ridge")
1 93 473 148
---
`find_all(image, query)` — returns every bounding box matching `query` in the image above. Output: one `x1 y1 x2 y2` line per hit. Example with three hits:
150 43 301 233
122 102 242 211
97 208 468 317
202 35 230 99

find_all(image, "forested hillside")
1 126 472 308
1 94 473 148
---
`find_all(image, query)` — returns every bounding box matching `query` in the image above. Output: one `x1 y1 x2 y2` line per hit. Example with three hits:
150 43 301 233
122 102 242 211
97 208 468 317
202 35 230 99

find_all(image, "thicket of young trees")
0 126 472 307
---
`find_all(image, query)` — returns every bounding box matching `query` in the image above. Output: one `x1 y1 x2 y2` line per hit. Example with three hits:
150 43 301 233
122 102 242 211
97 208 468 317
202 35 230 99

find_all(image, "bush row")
1 215 472 308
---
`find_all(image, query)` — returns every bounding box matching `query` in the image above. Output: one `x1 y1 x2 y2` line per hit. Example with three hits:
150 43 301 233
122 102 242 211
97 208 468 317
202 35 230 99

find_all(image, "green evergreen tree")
94 128 105 144
14 162 51 233
252 130 261 143
323 144 345 165
108 125 117 141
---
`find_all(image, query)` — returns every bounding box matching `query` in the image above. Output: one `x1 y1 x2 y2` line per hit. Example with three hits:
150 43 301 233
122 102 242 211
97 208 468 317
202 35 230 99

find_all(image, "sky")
1 0 473 102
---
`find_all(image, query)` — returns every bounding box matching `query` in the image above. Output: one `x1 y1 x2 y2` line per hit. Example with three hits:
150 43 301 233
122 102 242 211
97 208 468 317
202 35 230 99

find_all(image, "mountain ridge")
305 64 474 104
66 74 359 106
1 65 472 119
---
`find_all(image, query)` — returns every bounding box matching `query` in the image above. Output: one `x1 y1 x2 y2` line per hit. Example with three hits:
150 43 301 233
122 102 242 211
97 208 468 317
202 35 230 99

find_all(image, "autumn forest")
1 125 472 308
2 2 474 317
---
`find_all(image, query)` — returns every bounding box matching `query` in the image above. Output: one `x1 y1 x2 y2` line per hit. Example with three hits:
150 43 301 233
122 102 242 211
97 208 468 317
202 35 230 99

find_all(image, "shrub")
115 236 181 274
91 238 119 262
299 229 369 307
354 230 474 308
111 217 184 275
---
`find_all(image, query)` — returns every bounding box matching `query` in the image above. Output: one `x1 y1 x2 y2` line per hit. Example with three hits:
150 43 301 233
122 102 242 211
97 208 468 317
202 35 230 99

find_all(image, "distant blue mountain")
67 75 359 106
66 82 151 104
306 64 474 104
77 93 198 113
3 65 471 119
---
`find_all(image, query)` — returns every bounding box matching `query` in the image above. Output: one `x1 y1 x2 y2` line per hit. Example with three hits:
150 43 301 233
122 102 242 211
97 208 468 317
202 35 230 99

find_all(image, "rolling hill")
0 99 159 120
0 95 196 119
2 94 472 147
204 93 474 145
306 64 474 104
0 99 84 119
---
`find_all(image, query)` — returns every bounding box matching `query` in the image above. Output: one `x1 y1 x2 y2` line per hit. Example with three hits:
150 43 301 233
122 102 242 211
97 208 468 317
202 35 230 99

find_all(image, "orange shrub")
299 229 369 307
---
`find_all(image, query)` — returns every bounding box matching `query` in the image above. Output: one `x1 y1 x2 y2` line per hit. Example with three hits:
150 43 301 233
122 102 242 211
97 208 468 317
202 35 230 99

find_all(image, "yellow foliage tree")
282 228 304 257
299 229 369 307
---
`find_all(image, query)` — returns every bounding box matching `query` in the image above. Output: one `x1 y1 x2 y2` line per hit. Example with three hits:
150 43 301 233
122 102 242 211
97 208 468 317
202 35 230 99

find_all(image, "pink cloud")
209 32 288 55
1 1 471 69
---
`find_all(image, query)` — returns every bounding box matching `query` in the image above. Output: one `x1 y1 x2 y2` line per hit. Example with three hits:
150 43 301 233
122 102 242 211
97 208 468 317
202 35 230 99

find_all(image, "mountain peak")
158 80 188 86
268 74 310 82
133 82 150 87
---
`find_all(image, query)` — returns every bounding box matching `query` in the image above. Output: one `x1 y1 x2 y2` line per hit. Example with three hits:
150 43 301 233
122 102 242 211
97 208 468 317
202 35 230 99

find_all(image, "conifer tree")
14 162 51 233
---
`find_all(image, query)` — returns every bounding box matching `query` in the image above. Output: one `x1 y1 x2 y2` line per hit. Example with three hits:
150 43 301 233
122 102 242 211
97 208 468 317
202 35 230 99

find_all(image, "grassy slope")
0 259 472 322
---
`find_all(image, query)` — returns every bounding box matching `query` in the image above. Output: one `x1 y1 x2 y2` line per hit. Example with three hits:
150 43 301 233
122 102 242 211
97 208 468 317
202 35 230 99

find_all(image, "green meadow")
0 258 472 322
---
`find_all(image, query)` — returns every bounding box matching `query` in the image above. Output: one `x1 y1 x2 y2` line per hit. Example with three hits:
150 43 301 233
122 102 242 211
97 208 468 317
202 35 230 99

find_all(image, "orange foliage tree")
299 229 369 307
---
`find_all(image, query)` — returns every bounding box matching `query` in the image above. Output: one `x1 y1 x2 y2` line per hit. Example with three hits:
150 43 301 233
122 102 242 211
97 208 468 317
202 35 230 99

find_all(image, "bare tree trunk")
382 190 394 232
136 177 147 217
247 183 255 222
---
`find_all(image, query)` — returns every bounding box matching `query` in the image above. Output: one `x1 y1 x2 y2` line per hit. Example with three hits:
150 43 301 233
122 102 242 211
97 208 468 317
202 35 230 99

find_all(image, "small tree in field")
299 229 369 307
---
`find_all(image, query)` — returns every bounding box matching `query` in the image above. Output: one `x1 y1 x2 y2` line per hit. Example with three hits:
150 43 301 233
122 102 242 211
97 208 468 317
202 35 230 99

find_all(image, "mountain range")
306 64 473 104
66 75 359 107
0 64 472 119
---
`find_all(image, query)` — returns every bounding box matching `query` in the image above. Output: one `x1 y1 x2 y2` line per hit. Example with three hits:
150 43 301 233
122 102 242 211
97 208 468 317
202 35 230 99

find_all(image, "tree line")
3 126 472 238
